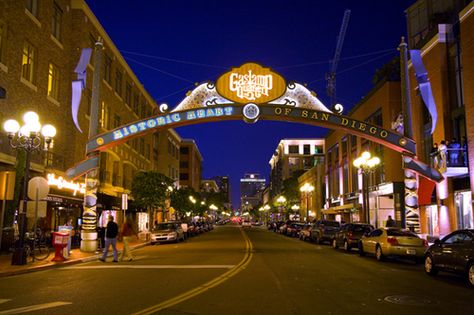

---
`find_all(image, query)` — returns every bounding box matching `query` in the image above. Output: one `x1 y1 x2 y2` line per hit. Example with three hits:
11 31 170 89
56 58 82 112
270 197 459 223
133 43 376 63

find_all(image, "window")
125 82 131 105
314 145 323 154
52 2 62 41
145 144 150 160
180 173 189 180
115 70 122 96
22 41 36 83
288 145 299 154
113 113 121 129
180 147 189 154
139 139 145 155
103 54 112 84
47 63 59 100
180 161 189 168
0 22 5 64
303 144 310 155
25 0 38 17
133 92 139 114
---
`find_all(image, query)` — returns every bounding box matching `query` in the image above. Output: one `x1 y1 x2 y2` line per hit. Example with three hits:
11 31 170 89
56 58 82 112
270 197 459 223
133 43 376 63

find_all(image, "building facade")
240 173 266 211
322 80 405 227
269 139 325 200
179 139 202 192
405 0 473 237
0 0 185 239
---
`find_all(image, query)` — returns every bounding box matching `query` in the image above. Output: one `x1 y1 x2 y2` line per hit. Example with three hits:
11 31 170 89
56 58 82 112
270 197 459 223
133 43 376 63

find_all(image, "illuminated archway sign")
70 62 443 239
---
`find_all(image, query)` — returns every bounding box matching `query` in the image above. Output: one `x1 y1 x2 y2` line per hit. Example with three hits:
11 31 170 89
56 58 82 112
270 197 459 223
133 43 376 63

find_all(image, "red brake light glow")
387 237 398 246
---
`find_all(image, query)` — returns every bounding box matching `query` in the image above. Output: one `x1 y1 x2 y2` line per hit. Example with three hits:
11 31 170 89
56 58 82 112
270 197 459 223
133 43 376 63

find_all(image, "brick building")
0 0 184 236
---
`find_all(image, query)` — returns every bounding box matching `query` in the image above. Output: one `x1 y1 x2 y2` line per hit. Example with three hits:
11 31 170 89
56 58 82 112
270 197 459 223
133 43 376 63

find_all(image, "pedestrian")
449 138 461 165
430 143 439 168
120 216 138 262
462 136 468 166
438 140 448 172
99 215 119 262
386 215 396 227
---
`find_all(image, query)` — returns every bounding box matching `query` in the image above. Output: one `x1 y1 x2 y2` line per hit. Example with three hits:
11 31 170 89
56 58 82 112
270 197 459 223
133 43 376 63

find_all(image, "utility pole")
81 38 103 252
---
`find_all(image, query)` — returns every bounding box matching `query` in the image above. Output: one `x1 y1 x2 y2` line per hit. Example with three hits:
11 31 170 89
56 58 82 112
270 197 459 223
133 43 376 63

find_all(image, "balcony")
430 148 468 177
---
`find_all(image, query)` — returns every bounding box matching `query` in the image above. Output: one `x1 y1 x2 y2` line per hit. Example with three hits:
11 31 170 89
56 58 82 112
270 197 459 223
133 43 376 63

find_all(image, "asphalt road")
0 225 472 315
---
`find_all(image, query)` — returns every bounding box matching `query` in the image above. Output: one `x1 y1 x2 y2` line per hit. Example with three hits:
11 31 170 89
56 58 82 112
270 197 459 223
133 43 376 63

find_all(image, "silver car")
150 222 185 244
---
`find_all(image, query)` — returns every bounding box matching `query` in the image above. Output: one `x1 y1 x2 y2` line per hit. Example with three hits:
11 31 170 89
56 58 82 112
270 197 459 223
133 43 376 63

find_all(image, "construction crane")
326 9 351 112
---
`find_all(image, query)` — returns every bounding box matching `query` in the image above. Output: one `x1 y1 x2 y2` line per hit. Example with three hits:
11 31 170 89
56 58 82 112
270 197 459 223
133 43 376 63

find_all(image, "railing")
430 148 468 168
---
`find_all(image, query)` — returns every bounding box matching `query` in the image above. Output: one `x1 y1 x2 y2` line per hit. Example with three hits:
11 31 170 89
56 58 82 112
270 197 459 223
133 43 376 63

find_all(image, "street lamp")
291 204 300 221
276 195 286 220
3 111 56 265
353 151 380 224
300 183 314 222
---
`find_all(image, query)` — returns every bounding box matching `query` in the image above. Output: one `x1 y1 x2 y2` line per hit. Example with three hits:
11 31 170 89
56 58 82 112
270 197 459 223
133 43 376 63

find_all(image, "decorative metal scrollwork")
207 82 215 89
159 103 169 113
205 98 219 106
334 103 344 114
283 98 297 106
287 82 296 90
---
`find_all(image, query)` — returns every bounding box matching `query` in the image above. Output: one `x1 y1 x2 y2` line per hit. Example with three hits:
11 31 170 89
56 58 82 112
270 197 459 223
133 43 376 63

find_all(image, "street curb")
0 242 150 278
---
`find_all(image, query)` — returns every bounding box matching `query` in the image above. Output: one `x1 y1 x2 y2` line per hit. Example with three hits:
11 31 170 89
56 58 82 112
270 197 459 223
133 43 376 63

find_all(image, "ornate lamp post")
300 183 314 222
353 151 380 224
276 195 286 220
291 204 300 221
3 111 56 265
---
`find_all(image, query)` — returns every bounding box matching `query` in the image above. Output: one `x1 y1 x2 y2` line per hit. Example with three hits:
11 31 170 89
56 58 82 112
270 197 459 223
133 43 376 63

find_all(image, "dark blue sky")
85 0 416 208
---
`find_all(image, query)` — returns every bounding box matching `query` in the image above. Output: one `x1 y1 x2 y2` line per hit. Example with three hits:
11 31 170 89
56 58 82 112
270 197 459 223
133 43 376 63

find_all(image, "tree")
170 187 196 219
281 170 306 205
131 171 173 225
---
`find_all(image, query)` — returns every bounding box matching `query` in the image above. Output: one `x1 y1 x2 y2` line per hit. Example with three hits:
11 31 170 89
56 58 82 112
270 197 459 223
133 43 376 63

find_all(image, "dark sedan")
332 223 374 251
424 229 474 287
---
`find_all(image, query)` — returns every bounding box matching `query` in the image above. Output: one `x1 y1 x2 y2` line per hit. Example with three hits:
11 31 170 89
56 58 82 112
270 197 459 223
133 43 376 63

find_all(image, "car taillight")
387 237 398 246
347 232 353 239
423 239 428 247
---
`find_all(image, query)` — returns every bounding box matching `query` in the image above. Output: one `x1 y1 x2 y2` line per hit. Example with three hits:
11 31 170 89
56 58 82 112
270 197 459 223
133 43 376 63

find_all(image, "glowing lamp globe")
4 119 20 134
23 111 39 124
41 124 57 138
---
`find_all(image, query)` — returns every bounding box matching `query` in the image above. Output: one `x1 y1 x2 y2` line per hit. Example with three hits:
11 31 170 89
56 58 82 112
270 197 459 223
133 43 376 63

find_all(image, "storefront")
455 190 473 229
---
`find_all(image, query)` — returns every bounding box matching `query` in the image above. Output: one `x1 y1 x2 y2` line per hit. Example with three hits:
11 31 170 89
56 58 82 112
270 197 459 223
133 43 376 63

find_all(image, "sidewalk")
0 239 149 277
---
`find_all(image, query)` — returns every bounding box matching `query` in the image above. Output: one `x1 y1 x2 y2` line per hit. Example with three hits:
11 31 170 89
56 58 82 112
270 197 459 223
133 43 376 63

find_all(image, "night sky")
84 0 416 208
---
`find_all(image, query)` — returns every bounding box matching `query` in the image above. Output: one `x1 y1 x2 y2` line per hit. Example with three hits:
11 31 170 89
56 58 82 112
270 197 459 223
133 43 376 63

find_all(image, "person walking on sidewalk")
99 215 119 262
120 216 138 262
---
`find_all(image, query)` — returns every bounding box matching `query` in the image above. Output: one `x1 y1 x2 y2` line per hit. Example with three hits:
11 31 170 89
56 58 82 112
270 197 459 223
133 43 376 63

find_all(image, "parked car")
150 222 185 244
242 220 252 228
332 223 374 251
358 227 428 262
311 220 341 244
424 229 474 287
286 222 306 237
299 224 313 241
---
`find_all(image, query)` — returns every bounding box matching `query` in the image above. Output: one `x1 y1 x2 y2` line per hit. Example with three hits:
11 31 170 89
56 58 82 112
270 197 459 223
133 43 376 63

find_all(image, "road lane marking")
132 228 253 315
0 302 72 314
62 265 235 270
0 300 11 305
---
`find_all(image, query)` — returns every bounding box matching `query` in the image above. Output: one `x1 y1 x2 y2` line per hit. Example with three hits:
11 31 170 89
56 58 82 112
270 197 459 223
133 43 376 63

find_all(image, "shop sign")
47 173 86 196
216 63 286 104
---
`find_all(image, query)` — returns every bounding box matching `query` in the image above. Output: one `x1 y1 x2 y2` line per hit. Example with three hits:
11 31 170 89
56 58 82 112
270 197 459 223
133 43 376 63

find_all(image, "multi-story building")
179 139 202 192
211 175 231 208
240 173 266 210
405 0 473 236
322 80 405 226
0 0 185 236
153 129 181 186
269 139 325 199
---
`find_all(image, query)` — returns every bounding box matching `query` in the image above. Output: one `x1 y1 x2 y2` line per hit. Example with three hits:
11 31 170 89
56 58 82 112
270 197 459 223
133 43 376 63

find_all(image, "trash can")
51 232 69 261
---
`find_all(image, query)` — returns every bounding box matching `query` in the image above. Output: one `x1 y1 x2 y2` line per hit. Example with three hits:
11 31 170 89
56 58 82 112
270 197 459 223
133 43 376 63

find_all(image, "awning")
418 177 436 206
322 203 357 214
